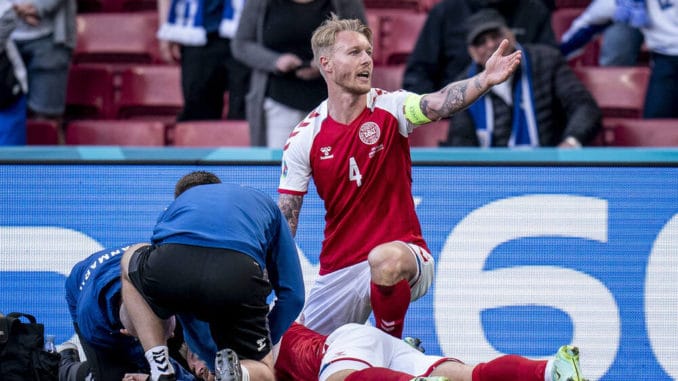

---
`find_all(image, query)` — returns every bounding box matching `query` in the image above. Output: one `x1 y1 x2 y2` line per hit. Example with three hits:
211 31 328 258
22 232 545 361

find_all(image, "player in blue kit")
63 244 196 381
120 171 305 381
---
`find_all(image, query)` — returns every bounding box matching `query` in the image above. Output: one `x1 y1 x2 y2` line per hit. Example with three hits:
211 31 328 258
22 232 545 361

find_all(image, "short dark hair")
174 171 222 198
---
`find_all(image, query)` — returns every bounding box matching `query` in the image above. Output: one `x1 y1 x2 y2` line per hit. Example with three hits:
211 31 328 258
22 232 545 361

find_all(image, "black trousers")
128 244 273 361
178 35 250 121
73 324 145 381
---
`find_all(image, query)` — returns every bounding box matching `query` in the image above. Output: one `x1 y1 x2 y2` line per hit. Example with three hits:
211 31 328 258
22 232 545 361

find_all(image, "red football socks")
472 355 547 381
370 279 411 338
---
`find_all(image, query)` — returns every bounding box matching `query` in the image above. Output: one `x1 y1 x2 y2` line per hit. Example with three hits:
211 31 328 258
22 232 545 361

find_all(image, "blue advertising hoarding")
1 150 677 381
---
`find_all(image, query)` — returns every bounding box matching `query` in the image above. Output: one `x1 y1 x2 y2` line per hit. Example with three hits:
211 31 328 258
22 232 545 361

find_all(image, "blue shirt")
152 183 305 345
65 245 138 352
65 245 197 380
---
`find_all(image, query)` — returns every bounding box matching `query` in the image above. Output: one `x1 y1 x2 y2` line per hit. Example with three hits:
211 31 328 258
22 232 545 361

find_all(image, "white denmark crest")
358 122 380 145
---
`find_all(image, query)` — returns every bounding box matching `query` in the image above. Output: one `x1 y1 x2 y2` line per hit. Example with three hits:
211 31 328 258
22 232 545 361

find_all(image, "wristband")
404 94 432 125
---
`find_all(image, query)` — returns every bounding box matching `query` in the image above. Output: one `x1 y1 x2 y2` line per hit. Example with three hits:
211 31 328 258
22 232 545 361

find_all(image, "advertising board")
1 162 676 380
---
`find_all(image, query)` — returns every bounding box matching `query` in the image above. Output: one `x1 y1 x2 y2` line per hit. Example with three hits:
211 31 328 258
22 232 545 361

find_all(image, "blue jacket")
65 245 138 352
65 245 197 381
152 183 305 345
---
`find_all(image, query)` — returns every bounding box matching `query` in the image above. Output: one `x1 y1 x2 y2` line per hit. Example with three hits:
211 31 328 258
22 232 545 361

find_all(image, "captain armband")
404 94 432 125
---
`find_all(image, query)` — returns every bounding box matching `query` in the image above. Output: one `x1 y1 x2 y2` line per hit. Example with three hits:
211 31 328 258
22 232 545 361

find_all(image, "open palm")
484 39 522 86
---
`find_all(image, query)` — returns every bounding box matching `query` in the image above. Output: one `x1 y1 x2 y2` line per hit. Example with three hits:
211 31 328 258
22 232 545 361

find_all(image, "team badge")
358 122 380 145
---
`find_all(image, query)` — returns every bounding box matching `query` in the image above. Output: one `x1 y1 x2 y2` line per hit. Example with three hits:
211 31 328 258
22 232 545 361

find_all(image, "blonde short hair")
311 13 372 63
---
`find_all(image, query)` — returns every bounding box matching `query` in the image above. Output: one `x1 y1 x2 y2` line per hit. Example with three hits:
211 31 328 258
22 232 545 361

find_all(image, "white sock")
145 345 174 380
544 358 554 381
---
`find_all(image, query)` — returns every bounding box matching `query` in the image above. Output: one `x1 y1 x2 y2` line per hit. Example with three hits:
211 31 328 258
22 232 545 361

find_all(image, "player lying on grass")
274 322 586 381
183 319 587 381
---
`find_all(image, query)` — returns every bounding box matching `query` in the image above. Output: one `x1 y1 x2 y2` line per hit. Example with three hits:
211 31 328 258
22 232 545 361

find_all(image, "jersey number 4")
349 157 363 187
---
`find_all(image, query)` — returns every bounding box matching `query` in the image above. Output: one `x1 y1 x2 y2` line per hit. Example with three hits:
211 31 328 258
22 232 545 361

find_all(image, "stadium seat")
65 120 167 146
369 10 427 65
366 11 383 65
602 118 678 146
65 64 116 119
171 120 251 147
573 66 649 118
419 0 443 11
372 65 405 91
74 12 161 64
26 119 61 145
115 65 183 120
551 7 600 66
588 124 611 146
554 0 591 9
409 119 449 147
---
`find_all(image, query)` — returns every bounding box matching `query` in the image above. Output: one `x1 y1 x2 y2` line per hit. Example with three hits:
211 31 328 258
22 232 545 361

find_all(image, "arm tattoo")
278 194 303 237
474 76 483 91
421 81 468 120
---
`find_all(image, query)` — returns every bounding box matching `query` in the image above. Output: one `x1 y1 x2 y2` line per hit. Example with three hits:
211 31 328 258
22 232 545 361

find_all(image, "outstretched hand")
483 39 522 86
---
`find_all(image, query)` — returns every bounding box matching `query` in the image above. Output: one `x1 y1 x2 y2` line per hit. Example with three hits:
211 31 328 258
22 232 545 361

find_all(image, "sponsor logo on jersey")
358 122 380 145
368 144 384 158
320 146 334 160
256 337 267 352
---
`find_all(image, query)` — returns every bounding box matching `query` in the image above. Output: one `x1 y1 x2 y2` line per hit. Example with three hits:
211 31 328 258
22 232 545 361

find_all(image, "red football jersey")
279 89 429 275
275 323 327 381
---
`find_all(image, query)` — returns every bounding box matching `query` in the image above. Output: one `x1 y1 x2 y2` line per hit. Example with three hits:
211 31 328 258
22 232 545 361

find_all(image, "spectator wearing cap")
441 8 602 148
403 0 556 95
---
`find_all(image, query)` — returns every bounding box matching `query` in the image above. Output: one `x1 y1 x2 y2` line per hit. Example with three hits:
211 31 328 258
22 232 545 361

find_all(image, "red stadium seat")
372 65 405 91
65 64 116 119
409 119 449 147
573 66 649 118
419 0 443 11
369 10 427 65
115 65 183 121
366 11 383 65
554 0 591 9
65 120 167 146
551 7 600 66
26 119 61 145
74 12 161 64
171 120 251 147
602 118 678 146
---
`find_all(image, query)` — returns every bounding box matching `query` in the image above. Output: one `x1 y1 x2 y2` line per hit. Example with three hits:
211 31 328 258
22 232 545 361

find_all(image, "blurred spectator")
441 9 601 148
10 0 76 129
560 0 678 118
0 0 27 145
232 0 366 148
403 0 556 95
599 22 644 66
157 0 250 121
